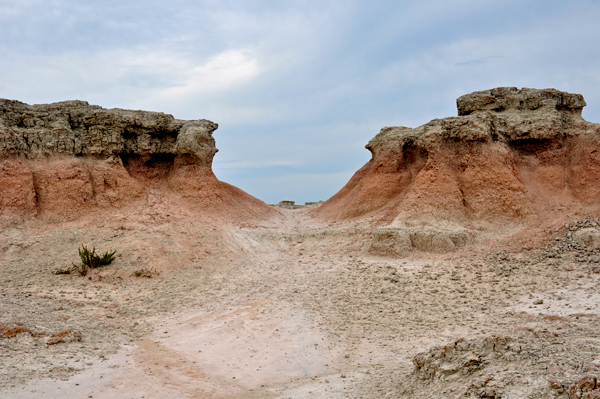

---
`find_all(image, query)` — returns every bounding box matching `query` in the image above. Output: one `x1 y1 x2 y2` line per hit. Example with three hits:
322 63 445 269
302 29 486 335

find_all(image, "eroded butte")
2 88 600 398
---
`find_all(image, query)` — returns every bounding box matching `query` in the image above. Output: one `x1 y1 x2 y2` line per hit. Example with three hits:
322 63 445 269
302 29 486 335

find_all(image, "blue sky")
2 0 600 203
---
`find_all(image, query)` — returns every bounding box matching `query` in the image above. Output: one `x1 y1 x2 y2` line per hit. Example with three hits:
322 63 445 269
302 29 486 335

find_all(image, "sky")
1 0 600 204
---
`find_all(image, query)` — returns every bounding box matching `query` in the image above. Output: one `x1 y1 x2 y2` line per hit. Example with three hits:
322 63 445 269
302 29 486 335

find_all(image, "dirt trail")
1 207 600 398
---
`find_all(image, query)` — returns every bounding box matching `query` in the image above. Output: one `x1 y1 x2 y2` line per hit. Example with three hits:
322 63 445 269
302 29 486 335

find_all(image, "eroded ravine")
3 88 600 397
2 207 600 398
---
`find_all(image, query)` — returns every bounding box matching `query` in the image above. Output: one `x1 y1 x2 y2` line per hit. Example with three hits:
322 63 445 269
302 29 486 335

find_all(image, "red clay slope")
312 87 600 229
0 99 275 226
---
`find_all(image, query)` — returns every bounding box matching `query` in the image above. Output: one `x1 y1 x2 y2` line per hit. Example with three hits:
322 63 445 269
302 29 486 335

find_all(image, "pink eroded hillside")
313 87 600 229
0 100 275 226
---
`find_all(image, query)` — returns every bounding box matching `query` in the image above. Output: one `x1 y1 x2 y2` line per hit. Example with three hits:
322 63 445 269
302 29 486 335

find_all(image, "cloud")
0 46 260 108
454 56 506 66
0 0 42 19
2 0 600 203
148 50 260 98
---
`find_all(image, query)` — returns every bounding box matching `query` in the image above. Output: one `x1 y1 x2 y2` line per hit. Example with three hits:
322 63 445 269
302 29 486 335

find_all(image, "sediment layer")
314 87 600 225
0 99 273 224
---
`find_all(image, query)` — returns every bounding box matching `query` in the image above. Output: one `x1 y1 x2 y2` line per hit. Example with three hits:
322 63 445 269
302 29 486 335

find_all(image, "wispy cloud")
1 47 260 108
150 50 260 98
455 55 505 66
0 0 42 19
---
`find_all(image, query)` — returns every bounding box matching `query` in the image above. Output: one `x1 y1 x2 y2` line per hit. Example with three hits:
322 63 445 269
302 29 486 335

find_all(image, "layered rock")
0 99 273 224
311 87 600 254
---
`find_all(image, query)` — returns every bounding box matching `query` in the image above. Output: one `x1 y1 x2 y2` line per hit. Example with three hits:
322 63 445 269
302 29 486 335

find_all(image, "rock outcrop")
311 87 600 254
401 330 600 399
0 99 273 225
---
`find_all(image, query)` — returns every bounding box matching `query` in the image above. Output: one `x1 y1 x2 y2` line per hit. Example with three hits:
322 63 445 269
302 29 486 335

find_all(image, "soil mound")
401 329 600 399
0 99 274 225
312 87 600 253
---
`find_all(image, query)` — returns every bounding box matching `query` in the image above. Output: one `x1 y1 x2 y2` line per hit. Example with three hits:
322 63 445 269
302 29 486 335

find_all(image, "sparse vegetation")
73 244 116 276
133 268 160 278
52 267 73 275
53 245 116 276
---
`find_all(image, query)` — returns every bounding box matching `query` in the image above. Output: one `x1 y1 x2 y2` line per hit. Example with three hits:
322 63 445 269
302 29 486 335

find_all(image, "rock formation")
0 99 273 225
311 87 600 255
402 331 600 399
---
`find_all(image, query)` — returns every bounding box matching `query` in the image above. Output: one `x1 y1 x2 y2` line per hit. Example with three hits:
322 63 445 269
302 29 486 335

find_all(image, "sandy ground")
1 202 600 398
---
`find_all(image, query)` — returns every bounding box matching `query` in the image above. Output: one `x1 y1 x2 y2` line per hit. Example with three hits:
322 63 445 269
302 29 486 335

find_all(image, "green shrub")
53 244 116 276
74 244 116 276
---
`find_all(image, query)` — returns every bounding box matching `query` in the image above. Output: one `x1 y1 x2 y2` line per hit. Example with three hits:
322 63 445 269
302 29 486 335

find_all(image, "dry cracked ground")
2 202 600 398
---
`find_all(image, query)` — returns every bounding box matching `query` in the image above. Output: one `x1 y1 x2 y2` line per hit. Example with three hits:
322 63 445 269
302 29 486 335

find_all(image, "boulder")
573 228 600 249
370 224 475 256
